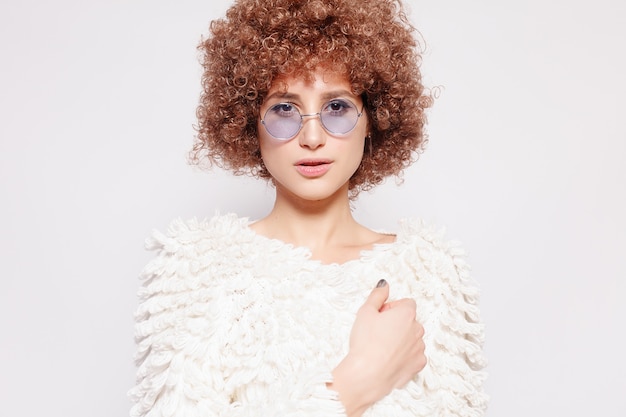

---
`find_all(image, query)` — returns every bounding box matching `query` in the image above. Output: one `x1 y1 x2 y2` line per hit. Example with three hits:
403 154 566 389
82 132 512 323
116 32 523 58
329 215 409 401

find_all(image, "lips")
295 158 332 166
294 159 333 177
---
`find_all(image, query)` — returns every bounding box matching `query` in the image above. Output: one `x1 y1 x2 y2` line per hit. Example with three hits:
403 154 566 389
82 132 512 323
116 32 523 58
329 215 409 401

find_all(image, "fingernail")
376 279 387 288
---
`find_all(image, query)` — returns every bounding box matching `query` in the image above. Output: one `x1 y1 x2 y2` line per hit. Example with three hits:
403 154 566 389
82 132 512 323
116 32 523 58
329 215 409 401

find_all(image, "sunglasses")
261 98 364 140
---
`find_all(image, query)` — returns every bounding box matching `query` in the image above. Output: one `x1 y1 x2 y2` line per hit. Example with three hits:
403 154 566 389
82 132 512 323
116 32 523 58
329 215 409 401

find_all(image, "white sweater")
129 214 488 417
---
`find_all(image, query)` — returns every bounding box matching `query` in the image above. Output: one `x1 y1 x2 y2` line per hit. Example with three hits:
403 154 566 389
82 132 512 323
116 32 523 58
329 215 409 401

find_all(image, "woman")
130 0 488 416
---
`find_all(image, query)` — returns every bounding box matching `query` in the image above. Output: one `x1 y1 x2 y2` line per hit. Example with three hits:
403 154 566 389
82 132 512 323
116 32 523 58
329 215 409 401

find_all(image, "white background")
1 0 624 416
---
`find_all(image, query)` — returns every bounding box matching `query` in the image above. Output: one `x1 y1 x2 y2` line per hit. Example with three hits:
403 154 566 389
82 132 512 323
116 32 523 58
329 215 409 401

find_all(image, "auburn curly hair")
192 0 432 195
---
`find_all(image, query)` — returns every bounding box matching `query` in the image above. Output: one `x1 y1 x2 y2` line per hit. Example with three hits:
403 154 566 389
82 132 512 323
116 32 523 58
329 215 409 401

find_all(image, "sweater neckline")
241 218 399 268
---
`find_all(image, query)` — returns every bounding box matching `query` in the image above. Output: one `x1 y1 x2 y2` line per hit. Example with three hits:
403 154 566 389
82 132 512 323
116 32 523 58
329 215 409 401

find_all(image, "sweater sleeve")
129 221 348 417
401 221 489 417
430 242 489 417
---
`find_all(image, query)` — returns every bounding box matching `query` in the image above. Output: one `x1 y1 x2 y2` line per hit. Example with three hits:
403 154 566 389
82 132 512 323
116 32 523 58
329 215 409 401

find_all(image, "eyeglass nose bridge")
296 112 325 134
299 111 323 123
300 112 322 119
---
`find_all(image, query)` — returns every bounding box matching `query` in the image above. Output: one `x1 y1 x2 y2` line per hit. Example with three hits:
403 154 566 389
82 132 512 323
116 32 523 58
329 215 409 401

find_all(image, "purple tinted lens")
263 104 301 140
263 100 360 140
320 100 359 134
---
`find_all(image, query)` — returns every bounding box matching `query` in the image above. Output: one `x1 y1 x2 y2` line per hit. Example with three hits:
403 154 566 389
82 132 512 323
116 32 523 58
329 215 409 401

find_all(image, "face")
257 68 368 202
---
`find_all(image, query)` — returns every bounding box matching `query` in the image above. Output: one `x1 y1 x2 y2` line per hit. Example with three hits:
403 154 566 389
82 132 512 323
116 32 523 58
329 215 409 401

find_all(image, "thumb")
364 279 389 310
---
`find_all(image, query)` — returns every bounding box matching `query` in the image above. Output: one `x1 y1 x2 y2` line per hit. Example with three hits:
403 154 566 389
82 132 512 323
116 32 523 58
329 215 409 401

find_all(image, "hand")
329 280 426 417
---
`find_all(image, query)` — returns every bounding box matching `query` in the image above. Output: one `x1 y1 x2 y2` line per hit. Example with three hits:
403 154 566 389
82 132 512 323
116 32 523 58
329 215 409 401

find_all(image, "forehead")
268 68 353 96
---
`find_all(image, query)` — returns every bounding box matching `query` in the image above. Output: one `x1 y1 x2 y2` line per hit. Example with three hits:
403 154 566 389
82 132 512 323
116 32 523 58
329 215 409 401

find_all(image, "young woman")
129 1 487 416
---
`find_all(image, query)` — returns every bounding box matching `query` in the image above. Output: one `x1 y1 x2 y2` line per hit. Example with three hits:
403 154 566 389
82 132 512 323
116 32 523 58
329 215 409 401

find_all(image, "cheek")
342 137 366 173
257 136 289 178
350 127 367 161
257 122 274 161
354 140 366 165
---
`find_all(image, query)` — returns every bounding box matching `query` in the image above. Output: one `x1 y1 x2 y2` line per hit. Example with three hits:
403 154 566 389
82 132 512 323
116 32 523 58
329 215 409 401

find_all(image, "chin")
276 181 350 203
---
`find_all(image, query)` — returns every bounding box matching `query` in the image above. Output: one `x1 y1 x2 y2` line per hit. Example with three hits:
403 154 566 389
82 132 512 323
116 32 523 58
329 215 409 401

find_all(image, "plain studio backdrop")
1 0 624 416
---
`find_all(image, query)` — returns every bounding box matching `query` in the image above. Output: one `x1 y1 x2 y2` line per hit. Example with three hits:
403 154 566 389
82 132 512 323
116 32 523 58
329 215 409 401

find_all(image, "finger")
381 298 417 313
379 303 392 312
379 299 403 310
364 279 390 311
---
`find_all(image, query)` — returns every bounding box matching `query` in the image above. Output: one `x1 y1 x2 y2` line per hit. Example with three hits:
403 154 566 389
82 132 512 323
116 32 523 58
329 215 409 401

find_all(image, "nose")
298 113 326 149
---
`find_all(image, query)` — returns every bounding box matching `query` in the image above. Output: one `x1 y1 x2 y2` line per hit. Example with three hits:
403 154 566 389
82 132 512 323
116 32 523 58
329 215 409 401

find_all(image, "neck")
259 183 358 251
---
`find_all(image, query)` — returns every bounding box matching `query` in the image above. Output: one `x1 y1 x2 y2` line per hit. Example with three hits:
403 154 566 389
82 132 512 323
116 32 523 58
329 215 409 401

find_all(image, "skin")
331 282 427 417
250 68 427 417
252 68 394 264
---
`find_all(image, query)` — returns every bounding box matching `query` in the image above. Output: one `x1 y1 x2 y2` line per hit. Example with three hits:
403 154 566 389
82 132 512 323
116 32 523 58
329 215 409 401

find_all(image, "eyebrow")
265 89 357 102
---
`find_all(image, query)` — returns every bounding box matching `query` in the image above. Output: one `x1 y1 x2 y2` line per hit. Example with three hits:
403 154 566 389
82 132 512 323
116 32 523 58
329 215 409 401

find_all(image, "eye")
269 102 299 118
323 99 352 116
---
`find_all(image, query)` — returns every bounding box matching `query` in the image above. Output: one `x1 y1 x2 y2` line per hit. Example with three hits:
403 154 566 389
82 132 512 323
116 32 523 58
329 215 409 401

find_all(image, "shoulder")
136 213 257 316
134 213 257 353
394 217 482 307
393 218 473 284
144 213 253 255
140 213 262 279
394 218 462 252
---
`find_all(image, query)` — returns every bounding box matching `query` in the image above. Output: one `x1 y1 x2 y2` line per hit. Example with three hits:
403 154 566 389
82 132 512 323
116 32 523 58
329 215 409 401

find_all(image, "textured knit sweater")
129 214 488 417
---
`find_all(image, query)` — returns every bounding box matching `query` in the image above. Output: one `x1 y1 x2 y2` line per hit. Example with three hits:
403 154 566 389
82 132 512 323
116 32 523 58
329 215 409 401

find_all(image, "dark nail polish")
376 279 387 288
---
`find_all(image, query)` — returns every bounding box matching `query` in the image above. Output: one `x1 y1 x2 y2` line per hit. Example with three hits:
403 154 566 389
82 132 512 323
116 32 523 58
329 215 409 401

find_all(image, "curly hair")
192 0 433 195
